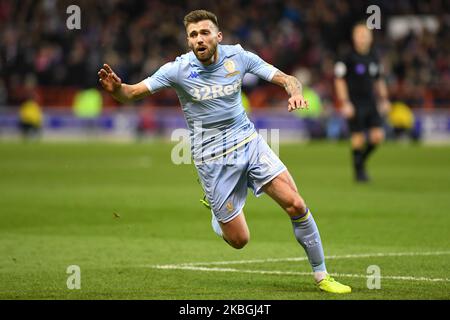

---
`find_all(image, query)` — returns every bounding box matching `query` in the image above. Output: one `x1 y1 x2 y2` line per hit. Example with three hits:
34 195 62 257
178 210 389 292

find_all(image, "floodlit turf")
0 140 449 299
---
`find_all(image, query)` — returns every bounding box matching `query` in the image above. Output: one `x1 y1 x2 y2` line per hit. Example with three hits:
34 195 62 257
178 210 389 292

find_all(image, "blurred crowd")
0 0 449 109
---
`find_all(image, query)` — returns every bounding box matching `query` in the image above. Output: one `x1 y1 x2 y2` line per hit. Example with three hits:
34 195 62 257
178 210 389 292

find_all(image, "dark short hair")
184 10 219 29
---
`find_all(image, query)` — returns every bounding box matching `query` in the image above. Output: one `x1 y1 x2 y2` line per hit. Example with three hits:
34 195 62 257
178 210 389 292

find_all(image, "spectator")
19 99 42 140
0 0 448 109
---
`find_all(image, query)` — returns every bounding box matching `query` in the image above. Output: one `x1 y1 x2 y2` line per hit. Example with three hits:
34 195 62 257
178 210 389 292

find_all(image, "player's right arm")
98 64 151 103
334 61 355 119
334 78 354 119
240 48 308 112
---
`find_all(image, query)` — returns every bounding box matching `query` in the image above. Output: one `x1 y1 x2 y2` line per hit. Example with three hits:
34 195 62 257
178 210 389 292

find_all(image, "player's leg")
209 206 250 249
348 107 370 182
369 126 384 144
208 195 250 249
248 135 350 293
363 126 384 161
217 211 250 249
261 170 351 293
262 171 325 277
198 146 251 250
359 108 385 177
351 131 369 182
351 131 366 149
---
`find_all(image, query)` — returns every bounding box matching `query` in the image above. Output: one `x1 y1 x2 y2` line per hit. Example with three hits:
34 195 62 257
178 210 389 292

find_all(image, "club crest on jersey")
224 59 240 78
226 201 234 213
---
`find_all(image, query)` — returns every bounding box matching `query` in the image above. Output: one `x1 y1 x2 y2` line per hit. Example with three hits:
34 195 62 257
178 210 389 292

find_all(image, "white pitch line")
152 265 450 283
147 251 450 283
151 251 450 268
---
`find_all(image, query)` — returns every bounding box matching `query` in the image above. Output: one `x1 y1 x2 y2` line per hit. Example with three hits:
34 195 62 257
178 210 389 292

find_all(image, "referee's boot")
355 166 370 183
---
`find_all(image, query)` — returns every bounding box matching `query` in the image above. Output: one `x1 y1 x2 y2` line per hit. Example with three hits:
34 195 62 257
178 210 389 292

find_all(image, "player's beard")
194 43 217 64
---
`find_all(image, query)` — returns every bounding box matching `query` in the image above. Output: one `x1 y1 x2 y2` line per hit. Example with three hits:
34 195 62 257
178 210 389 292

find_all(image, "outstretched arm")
98 64 151 103
270 71 309 112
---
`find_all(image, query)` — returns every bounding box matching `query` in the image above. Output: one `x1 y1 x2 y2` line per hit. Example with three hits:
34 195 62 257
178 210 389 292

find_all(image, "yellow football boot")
317 275 352 294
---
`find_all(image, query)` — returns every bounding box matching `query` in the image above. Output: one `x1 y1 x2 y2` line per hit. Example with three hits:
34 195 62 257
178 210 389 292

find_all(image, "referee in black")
334 22 391 182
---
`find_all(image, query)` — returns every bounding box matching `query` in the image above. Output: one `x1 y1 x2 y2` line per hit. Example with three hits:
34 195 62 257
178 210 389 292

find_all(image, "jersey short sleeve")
242 50 279 82
143 61 178 93
334 56 348 79
371 52 383 79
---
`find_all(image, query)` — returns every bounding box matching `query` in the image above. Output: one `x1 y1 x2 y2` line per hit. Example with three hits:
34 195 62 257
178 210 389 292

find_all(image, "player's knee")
351 133 365 149
228 233 250 249
371 131 384 144
286 197 307 216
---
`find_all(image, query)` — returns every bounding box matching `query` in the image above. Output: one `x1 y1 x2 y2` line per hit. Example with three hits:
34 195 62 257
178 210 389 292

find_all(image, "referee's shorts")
348 101 383 133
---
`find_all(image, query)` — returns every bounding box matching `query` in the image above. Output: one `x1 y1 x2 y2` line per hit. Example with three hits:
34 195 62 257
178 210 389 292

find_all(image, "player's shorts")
348 102 383 133
195 133 287 223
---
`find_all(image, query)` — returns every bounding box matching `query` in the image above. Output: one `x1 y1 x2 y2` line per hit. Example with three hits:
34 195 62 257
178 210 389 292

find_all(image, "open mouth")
197 46 207 53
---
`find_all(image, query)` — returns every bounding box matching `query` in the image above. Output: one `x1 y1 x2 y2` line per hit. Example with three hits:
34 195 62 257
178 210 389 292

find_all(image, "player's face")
352 25 373 54
186 20 223 65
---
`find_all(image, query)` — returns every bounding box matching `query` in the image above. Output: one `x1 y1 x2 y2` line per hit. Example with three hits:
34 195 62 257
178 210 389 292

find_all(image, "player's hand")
98 64 122 93
288 95 309 112
379 99 391 116
341 101 355 119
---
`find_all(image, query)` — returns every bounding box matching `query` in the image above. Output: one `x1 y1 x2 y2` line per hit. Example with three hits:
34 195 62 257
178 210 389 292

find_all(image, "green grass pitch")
0 140 449 299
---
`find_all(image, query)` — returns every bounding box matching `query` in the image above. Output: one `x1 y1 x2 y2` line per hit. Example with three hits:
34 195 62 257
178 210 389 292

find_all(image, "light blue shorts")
195 134 287 223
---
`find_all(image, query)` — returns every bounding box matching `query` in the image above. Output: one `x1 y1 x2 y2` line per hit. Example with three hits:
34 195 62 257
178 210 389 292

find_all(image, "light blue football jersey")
143 44 278 163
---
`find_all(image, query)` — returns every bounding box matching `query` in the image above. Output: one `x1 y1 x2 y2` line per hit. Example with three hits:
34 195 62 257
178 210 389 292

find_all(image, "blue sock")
291 208 327 273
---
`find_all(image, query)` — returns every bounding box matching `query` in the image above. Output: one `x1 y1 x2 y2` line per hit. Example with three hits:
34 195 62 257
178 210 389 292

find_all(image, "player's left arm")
374 78 391 115
270 70 309 112
373 55 391 115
